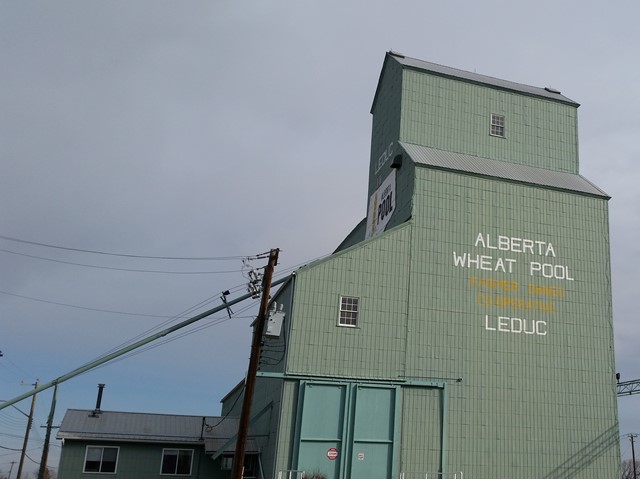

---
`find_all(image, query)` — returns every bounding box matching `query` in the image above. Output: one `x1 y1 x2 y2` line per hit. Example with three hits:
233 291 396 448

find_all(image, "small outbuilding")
56 409 261 478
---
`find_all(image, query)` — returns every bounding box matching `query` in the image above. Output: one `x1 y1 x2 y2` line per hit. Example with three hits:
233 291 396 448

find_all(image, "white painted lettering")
483 315 548 336
522 239 534 254
530 262 574 281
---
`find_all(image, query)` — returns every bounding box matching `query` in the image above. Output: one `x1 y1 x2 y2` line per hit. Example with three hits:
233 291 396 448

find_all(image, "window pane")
86 447 102 462
162 450 178 474
85 447 102 472
101 448 118 473
176 450 192 475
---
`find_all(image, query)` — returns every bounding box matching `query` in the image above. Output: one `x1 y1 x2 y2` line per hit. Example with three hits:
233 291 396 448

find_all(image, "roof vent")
544 86 562 94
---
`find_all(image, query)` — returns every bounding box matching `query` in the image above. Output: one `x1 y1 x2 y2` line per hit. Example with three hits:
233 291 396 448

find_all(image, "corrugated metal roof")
399 142 609 198
389 52 579 106
56 409 253 453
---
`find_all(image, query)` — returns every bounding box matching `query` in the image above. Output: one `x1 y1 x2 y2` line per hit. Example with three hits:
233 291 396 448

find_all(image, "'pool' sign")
366 170 396 239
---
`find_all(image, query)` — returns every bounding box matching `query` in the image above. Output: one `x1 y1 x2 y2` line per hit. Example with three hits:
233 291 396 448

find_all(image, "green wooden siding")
399 69 579 173
369 56 402 198
400 387 443 477
286 223 412 379
405 167 618 477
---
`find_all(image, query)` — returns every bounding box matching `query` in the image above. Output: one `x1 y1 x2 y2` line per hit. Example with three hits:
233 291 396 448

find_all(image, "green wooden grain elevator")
224 51 619 479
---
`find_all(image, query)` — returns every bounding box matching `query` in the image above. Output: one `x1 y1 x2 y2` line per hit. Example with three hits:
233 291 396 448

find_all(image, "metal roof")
56 409 256 453
389 52 579 106
399 142 609 198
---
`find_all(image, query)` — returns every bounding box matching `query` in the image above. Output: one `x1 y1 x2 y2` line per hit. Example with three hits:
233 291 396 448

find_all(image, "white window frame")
83 445 119 474
160 448 194 476
490 113 505 137
338 296 359 327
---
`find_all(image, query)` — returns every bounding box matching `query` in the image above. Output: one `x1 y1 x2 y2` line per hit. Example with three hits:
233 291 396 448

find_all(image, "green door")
295 382 398 479
296 382 348 479
350 385 397 479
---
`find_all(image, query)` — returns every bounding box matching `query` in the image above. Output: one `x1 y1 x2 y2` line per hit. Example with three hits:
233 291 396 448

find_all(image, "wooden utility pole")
38 383 58 479
631 433 638 479
231 248 279 478
17 381 38 479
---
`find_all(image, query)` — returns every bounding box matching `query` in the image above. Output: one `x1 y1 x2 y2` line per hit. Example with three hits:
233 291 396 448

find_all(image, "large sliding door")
350 385 397 478
295 382 398 479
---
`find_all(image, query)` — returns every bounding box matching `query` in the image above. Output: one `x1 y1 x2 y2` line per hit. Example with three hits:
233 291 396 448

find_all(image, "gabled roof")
372 51 579 113
56 409 258 453
400 142 609 198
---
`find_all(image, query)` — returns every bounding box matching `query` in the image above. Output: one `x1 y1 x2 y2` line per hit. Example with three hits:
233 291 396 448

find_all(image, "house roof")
372 51 579 113
56 409 258 454
399 142 609 198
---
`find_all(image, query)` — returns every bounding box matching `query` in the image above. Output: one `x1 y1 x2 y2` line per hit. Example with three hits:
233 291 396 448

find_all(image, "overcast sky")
2 1 640 475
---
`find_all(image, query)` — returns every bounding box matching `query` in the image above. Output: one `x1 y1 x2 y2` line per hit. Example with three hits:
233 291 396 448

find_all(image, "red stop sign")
326 448 339 460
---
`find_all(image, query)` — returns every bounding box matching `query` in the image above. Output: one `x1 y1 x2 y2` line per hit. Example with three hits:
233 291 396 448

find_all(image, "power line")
0 253 327 323
0 248 242 274
0 445 21 452
0 289 183 318
75 257 302 366
0 234 247 260
90 302 259 371
94 253 327 362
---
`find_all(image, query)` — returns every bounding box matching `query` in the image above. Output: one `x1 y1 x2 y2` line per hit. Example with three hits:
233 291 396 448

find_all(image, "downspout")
440 383 449 478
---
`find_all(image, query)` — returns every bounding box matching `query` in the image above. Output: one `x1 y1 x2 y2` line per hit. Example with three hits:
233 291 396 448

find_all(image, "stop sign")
326 448 339 460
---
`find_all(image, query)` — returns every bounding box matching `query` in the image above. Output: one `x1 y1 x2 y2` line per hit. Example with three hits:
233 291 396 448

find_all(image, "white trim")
490 113 505 138
338 295 360 327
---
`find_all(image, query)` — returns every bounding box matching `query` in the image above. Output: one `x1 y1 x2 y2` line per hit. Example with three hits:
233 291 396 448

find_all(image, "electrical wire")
0 234 248 260
7 251 329 399
81 290 233 365
204 384 245 431
94 301 259 369
0 289 181 319
0 252 328 329
0 445 21 451
80 253 326 368
77 255 285 366
0 248 242 274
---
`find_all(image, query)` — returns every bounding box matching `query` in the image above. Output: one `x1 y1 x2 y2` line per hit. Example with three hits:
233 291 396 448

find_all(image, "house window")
161 449 193 476
338 296 359 327
221 456 233 470
84 446 118 474
220 454 258 477
490 113 505 137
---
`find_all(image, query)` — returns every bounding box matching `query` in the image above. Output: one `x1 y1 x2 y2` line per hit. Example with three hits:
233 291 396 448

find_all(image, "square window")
161 449 193 476
338 296 359 327
490 113 505 137
83 446 119 474
220 456 233 470
220 455 258 476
